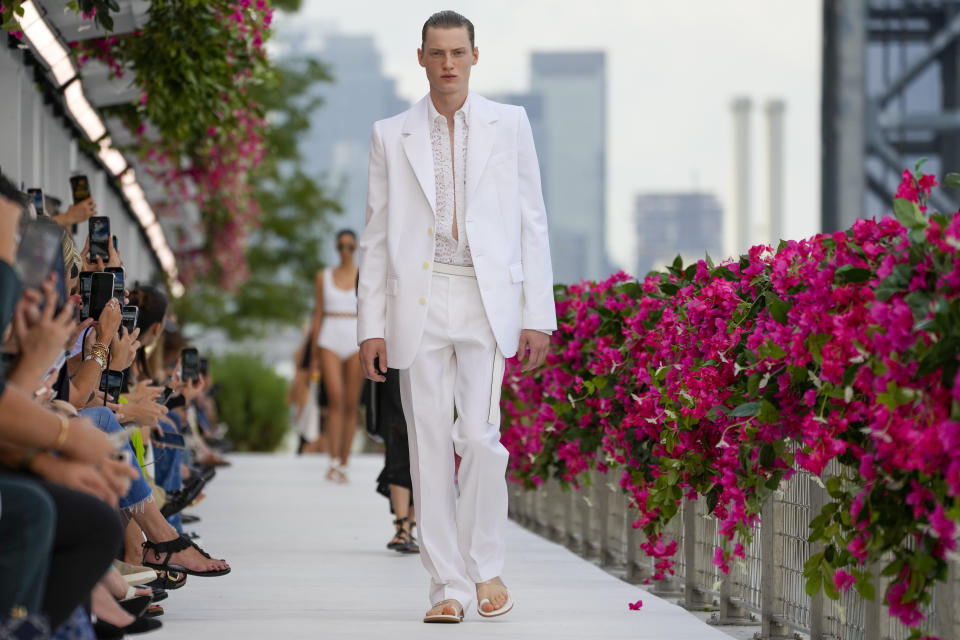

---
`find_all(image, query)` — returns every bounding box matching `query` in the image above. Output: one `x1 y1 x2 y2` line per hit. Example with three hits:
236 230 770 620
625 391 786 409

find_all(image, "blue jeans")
79 407 152 511
155 416 184 532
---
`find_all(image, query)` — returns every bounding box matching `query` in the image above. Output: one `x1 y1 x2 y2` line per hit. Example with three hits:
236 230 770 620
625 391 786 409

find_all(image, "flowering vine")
67 0 274 291
502 165 960 637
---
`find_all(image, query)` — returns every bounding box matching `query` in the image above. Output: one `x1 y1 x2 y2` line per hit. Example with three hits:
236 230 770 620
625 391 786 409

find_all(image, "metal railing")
508 467 960 640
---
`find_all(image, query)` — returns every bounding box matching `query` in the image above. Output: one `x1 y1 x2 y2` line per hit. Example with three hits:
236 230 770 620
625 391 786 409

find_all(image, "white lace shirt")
428 95 472 266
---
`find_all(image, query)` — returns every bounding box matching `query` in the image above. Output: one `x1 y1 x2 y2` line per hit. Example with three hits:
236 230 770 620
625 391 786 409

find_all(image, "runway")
160 453 732 639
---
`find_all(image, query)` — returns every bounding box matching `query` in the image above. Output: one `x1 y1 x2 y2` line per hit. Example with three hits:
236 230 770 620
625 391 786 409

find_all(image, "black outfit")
371 369 413 501
0 468 124 628
0 472 55 615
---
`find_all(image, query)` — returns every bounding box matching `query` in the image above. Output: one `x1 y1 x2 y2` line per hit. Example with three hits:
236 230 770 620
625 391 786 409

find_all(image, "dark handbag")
0 610 50 640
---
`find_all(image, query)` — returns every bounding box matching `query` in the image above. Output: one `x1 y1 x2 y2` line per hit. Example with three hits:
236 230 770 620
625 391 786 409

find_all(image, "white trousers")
398 269 509 607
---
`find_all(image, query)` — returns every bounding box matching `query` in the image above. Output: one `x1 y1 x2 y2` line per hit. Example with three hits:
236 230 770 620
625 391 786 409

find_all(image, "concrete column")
729 97 752 258
765 100 786 247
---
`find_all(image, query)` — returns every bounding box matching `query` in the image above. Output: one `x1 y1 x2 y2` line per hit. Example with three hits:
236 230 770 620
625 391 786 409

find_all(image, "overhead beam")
876 9 960 109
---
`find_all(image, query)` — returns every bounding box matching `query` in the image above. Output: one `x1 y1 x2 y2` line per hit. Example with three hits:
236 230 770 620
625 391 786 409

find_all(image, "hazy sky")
278 1 823 270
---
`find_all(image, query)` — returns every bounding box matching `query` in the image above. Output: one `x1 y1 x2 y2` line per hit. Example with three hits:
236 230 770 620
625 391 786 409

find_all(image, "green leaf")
763 291 791 323
943 172 960 189
759 443 775 468
916 336 960 379
893 197 929 231
914 158 928 173
660 283 680 296
805 571 822 598
834 264 873 284
705 486 720 514
730 402 761 418
855 578 876 601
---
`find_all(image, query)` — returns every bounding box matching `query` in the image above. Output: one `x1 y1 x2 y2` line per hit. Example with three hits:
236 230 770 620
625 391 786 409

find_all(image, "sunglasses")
337 244 356 251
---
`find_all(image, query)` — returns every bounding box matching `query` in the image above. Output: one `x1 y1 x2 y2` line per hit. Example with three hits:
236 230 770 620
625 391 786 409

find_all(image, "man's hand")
517 330 550 372
360 338 388 382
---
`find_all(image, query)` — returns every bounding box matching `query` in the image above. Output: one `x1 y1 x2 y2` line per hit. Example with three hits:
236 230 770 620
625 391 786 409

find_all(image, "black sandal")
146 569 187 590
387 517 410 550
401 520 420 555
142 534 231 577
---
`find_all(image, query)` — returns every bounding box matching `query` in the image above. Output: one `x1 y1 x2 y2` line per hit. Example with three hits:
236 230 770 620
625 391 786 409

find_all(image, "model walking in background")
311 230 362 483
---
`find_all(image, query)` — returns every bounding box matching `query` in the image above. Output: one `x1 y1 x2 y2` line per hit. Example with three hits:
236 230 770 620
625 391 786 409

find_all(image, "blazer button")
418 297 426 306
427 227 434 235
422 261 430 270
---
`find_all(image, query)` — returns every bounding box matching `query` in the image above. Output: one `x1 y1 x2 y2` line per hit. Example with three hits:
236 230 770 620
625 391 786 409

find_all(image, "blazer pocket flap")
509 262 524 283
386 277 399 296
490 150 517 167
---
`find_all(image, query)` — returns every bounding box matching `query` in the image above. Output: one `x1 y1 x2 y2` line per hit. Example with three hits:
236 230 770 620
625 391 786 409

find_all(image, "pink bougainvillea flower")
833 570 856 594
628 600 643 611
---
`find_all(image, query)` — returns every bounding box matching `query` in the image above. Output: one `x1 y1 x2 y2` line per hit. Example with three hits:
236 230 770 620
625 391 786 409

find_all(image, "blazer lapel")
466 93 498 206
401 96 436 216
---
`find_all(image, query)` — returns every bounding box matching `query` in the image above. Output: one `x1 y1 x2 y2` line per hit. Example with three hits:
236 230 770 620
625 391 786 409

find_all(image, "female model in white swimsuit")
310 230 363 483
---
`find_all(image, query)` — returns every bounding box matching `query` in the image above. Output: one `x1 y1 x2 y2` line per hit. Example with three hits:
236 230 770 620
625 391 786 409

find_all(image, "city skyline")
275 1 821 273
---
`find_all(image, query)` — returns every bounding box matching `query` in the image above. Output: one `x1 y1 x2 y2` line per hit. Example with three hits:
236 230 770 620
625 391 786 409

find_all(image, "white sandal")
477 578 514 618
423 599 464 623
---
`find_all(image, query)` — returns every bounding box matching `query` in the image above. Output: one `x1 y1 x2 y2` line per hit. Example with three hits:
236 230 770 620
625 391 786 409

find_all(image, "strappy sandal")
387 517 410 550
400 520 420 554
423 599 464 623
476 577 514 618
325 465 347 484
142 535 231 577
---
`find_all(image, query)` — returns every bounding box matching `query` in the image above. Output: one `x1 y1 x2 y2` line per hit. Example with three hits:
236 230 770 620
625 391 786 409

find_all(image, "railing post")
935 555 956 640
563 482 575 549
808 474 827 640
681 496 713 609
760 495 791 639
580 474 595 559
596 473 611 566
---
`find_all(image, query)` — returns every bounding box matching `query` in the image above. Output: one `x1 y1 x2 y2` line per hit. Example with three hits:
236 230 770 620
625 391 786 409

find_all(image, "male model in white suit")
357 10 556 624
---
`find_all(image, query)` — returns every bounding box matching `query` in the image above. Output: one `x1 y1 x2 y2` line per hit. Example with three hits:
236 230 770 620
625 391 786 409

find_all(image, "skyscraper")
293 31 408 264
530 52 610 285
633 193 724 277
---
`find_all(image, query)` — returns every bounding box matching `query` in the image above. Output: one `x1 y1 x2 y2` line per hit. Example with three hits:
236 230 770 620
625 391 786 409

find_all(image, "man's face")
418 26 478 96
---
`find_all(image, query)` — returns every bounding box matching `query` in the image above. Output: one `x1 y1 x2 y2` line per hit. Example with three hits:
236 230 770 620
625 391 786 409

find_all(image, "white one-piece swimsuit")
317 268 359 361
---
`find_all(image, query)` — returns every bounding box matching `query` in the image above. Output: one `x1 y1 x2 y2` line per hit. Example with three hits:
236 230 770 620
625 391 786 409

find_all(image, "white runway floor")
161 454 732 639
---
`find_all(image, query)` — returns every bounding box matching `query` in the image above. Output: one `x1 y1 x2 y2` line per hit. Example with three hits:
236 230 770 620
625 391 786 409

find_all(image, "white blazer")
357 92 557 370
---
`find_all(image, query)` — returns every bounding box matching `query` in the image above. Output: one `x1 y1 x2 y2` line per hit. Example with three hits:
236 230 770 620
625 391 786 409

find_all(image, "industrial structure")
822 0 960 232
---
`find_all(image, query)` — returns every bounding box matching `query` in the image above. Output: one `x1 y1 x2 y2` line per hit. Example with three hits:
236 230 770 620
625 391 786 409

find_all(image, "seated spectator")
0 166 234 638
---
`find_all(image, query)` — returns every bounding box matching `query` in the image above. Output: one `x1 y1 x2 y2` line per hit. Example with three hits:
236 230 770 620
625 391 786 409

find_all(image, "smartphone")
152 431 186 449
78 271 94 319
199 358 209 377
99 369 124 400
158 387 174 405
70 175 90 204
88 216 110 262
106 266 124 302
15 219 63 291
27 188 45 217
180 347 200 382
88 272 115 321
121 305 139 334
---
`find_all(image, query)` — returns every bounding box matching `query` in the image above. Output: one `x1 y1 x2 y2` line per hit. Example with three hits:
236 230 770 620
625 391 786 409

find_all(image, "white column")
729 97 752 257
765 99 786 247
